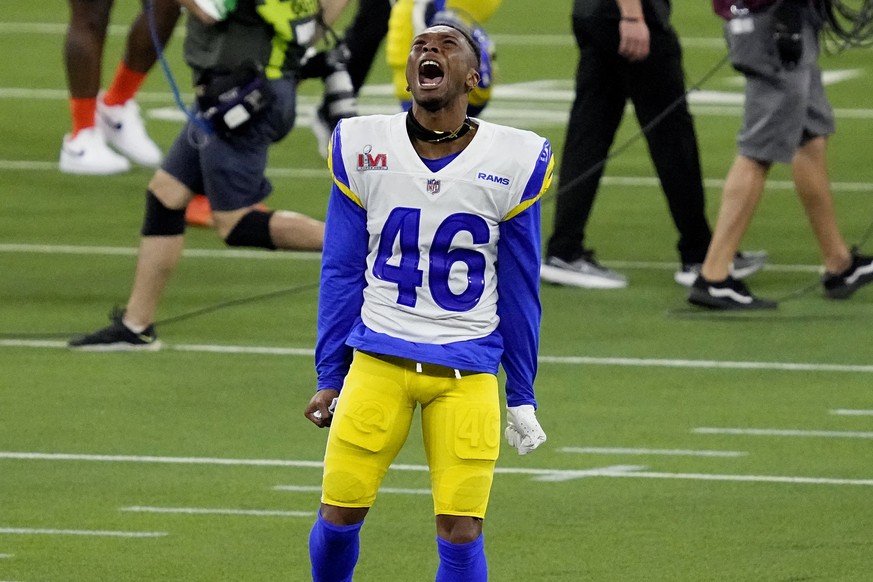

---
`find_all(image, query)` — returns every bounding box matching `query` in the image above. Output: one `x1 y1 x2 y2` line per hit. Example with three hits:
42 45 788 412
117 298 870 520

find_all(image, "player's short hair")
427 20 482 69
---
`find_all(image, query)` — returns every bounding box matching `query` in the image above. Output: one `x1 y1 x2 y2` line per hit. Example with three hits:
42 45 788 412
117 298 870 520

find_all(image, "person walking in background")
60 0 180 174
66 0 338 350
689 0 873 309
305 24 550 581
541 0 766 289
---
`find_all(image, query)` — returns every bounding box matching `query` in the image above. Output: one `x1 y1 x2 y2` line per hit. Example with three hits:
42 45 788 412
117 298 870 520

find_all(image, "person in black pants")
541 0 766 289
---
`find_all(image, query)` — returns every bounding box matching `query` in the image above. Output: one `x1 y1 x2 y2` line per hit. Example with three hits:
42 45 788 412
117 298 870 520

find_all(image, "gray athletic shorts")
161 77 297 211
724 8 835 164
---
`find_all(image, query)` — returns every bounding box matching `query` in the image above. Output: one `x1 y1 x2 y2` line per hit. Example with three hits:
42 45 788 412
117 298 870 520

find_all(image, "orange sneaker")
185 194 213 228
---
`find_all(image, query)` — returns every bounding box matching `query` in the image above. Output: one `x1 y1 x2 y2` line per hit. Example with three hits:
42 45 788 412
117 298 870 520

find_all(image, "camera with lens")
300 42 358 129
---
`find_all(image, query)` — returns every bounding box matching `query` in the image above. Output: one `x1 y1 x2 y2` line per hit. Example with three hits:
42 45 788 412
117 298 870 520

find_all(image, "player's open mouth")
418 60 444 87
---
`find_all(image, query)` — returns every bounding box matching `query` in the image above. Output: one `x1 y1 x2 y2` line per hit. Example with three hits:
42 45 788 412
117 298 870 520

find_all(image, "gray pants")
725 6 835 164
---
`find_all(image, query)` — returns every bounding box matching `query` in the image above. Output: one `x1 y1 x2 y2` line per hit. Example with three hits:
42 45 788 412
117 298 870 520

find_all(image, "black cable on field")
819 0 873 52
153 281 320 327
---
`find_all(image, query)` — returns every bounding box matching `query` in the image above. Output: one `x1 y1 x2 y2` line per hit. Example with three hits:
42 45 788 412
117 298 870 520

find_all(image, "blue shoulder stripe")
505 140 553 221
521 140 553 203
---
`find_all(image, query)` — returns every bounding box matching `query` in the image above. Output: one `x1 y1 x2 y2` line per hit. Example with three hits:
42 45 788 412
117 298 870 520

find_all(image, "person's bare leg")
124 235 185 328
701 155 769 281
125 0 181 72
124 170 193 328
65 0 113 99
791 136 852 274
212 208 325 251
269 211 325 250
436 515 482 544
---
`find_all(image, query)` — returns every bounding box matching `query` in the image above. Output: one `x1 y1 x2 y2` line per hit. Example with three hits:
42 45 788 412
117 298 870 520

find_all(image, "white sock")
122 317 147 334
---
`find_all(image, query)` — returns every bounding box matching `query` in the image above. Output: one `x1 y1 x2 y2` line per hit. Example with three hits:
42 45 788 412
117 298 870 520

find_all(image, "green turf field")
2 2 873 580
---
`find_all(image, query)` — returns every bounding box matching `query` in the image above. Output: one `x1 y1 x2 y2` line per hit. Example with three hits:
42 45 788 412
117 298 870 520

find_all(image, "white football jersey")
330 113 549 345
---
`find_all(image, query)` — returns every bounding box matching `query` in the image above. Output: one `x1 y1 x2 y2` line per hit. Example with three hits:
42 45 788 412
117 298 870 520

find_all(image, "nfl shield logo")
427 179 441 194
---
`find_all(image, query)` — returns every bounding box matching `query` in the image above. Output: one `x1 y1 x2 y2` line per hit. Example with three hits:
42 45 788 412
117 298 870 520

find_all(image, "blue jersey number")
373 208 490 312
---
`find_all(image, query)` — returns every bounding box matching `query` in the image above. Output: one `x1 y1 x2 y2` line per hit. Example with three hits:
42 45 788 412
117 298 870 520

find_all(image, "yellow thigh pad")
420 372 500 518
322 353 414 508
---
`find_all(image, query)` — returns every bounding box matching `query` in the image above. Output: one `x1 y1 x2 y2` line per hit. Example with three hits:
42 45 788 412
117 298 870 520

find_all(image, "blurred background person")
60 0 180 174
67 0 342 350
690 0 873 309
540 0 766 289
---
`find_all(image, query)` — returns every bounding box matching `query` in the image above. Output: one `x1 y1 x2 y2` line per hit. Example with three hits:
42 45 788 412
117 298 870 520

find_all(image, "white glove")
505 405 547 455
312 397 338 421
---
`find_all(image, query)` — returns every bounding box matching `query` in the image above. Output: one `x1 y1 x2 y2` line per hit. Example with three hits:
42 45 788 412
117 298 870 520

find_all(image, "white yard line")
120 506 313 518
599 469 873 487
0 528 165 538
0 242 846 277
694 427 873 438
831 409 873 416
2 451 872 487
0 241 828 275
537 355 873 374
0 243 320 261
3 339 873 374
559 447 747 458
0 451 325 469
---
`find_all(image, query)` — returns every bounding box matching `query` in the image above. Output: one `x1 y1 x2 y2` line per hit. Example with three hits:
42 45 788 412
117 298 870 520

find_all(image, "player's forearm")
315 186 368 389
497 203 542 408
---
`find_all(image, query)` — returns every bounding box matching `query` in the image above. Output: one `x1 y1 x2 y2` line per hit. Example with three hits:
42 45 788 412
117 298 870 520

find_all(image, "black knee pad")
141 190 186 236
225 209 276 250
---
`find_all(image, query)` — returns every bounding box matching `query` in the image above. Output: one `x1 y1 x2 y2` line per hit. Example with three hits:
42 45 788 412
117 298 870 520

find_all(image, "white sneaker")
540 254 628 289
59 127 131 175
97 97 162 167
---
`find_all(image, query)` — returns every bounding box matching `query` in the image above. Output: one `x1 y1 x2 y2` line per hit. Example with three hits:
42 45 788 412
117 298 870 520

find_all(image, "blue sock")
435 534 487 582
309 512 363 582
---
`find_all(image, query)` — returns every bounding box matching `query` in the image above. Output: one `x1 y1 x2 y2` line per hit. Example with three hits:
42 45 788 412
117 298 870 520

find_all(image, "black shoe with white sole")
675 250 768 288
68 308 161 351
688 275 777 310
823 249 873 299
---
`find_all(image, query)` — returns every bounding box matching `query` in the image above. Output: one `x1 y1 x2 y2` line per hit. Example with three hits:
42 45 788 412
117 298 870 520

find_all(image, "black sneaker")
688 275 777 310
823 249 873 299
68 309 161 351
